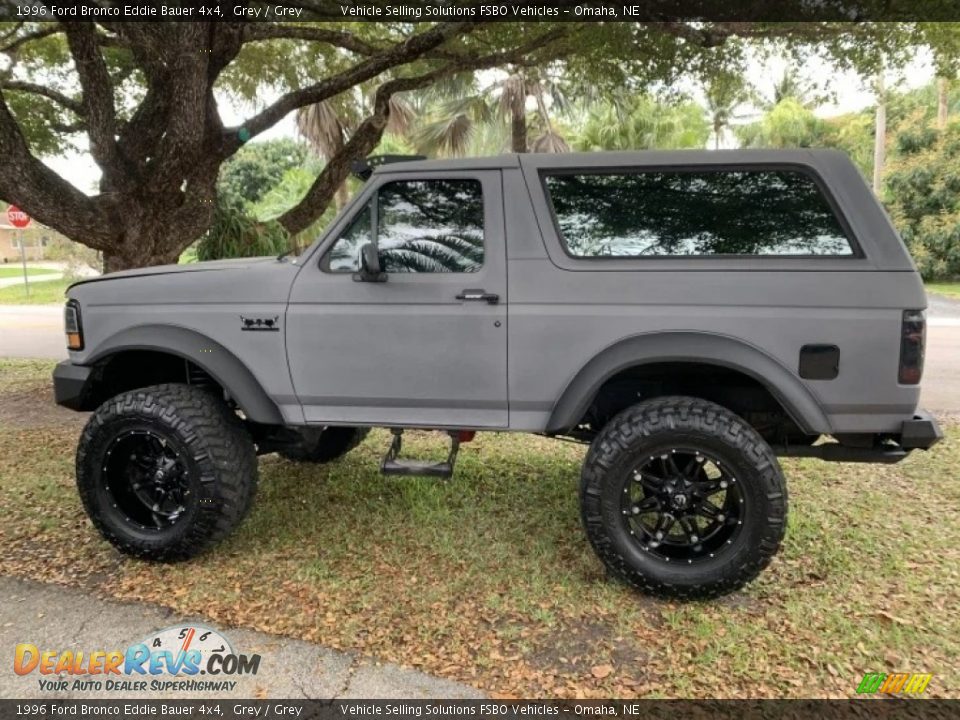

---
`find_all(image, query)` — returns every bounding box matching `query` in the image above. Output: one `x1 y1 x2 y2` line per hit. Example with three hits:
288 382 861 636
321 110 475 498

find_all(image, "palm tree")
573 95 710 150
765 69 816 109
702 71 755 150
410 68 570 156
295 92 414 207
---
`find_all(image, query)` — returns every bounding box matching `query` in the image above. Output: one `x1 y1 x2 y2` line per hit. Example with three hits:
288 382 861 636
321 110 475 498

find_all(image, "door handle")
456 289 499 305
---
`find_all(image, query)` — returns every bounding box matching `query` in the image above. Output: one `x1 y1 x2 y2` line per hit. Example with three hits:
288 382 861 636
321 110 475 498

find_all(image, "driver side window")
327 203 372 272
325 179 484 273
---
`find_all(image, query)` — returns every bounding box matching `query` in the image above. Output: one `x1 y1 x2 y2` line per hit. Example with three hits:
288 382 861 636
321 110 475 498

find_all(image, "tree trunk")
937 76 949 130
102 239 184 274
510 108 527 153
873 71 886 195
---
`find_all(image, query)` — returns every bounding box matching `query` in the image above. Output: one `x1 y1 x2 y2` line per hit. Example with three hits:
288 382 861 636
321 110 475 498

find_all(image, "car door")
286 170 508 428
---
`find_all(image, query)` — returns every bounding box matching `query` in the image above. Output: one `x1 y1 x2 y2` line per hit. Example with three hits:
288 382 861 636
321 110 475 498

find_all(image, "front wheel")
76 384 258 562
580 396 787 600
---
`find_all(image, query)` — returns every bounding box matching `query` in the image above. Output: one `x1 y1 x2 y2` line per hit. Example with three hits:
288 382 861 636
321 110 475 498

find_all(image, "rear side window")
544 169 855 257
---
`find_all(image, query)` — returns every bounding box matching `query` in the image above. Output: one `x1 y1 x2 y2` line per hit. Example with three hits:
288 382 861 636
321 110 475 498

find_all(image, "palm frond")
531 130 570 153
296 101 345 159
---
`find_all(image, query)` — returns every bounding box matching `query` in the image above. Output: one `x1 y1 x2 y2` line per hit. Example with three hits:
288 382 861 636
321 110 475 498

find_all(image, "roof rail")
350 154 427 181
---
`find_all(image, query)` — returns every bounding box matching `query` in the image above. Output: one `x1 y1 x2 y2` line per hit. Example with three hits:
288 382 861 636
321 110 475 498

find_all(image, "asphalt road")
0 576 483 700
2 297 959 412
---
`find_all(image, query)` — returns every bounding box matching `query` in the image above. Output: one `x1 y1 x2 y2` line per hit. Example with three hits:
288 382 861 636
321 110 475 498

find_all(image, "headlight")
64 300 84 351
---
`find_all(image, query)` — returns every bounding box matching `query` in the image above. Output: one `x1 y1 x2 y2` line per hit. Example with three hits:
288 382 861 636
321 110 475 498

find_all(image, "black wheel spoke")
664 454 683 478
633 469 665 493
696 498 725 521
678 516 700 544
636 495 660 512
623 446 745 563
652 512 675 539
102 430 192 530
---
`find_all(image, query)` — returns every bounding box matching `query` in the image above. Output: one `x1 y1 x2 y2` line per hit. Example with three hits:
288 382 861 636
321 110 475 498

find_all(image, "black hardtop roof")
370 149 850 174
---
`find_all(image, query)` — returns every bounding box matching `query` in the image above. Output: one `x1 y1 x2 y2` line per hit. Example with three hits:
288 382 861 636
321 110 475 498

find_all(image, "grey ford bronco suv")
54 150 942 599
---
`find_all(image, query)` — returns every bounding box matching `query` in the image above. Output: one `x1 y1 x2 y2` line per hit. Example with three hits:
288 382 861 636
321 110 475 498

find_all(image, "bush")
195 201 292 261
884 114 960 280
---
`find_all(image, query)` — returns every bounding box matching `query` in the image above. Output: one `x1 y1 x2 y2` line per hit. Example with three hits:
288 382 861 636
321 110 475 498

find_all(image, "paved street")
2 295 959 412
0 576 484 700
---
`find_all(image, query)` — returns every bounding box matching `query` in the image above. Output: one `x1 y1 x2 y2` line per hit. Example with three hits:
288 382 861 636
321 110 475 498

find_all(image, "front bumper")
52 360 93 411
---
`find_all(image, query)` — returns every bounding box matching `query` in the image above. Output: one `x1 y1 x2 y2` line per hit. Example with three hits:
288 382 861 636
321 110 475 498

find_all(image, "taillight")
64 300 84 351
898 309 925 385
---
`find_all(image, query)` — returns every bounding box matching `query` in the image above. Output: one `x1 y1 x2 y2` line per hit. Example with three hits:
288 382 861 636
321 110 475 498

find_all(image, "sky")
41 46 936 196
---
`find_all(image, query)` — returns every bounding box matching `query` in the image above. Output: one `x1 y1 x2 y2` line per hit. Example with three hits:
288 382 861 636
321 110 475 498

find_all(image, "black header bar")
2 0 960 22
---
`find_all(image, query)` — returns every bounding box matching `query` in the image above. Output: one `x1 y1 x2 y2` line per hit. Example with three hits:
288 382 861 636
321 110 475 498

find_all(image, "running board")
381 429 461 479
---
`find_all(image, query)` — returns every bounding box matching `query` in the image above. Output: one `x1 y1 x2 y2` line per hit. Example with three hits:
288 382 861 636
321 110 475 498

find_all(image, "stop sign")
6 205 31 229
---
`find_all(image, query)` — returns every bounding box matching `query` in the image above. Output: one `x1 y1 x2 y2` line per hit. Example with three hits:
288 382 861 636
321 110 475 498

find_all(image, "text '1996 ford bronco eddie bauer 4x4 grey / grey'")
53 150 942 600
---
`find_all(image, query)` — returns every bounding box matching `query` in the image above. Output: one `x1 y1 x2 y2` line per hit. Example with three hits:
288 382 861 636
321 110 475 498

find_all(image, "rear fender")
545 331 831 435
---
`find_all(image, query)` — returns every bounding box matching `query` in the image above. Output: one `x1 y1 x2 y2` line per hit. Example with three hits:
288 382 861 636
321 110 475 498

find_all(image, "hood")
69 256 282 287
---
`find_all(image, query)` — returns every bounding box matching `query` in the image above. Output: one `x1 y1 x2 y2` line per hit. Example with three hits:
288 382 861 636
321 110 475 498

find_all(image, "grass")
926 281 960 300
0 277 71 304
0 266 57 279
0 357 957 699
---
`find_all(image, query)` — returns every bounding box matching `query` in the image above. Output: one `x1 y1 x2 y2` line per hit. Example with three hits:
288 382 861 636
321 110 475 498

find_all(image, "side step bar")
779 442 908 464
381 429 463 479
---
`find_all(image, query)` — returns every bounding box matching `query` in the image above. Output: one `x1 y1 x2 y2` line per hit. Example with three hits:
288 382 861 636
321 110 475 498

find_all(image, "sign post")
6 205 32 298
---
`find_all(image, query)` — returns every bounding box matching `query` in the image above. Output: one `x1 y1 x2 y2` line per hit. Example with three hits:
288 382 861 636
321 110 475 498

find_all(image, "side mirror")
354 242 387 283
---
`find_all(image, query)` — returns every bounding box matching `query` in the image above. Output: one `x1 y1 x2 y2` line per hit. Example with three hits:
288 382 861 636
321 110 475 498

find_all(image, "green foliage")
249 161 340 250
195 201 291 261
821 112 876 177
217 139 308 208
737 99 824 148
884 114 960 280
572 95 709 151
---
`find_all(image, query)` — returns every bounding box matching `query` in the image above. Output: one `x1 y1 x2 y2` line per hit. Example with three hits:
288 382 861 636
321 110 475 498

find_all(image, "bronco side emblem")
240 316 280 332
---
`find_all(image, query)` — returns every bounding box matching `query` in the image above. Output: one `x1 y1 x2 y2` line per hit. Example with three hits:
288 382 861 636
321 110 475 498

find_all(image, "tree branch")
0 89 110 249
242 23 383 55
0 79 84 115
64 24 122 184
227 21 478 152
0 24 61 56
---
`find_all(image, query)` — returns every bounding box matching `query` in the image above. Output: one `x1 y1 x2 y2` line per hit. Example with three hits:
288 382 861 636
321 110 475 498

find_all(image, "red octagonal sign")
6 205 31 229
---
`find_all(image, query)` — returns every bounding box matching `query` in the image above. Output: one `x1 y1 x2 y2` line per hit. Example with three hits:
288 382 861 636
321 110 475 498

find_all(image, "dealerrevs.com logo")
14 625 261 693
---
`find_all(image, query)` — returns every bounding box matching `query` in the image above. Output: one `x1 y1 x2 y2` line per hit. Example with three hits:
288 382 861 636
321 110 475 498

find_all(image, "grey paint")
62 150 928 440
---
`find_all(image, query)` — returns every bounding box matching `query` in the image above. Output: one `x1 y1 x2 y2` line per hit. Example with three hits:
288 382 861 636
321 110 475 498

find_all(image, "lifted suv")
54 150 942 599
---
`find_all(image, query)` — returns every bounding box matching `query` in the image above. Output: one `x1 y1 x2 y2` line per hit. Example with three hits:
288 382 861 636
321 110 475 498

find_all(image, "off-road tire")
278 427 370 463
580 396 787 600
76 383 258 562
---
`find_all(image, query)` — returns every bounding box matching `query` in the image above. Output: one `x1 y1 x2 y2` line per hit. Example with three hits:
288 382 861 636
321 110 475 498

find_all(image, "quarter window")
326 179 484 273
544 169 854 257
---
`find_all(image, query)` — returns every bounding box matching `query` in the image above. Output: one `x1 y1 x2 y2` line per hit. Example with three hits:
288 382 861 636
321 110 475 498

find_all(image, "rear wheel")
76 384 258 561
278 426 370 463
580 396 787 599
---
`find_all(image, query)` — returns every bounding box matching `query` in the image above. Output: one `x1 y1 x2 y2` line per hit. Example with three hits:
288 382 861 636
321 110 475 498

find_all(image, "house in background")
0 220 72 263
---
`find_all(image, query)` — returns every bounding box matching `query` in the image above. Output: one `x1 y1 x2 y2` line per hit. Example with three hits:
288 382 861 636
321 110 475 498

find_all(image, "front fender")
83 325 284 425
545 331 831 435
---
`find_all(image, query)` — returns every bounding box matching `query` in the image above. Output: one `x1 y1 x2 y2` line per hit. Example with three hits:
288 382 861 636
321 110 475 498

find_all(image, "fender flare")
545 331 830 435
86 325 284 425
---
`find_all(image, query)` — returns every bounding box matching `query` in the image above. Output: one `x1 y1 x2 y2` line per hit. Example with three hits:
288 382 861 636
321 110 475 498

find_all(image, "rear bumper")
781 409 942 463
897 410 943 450
52 360 93 411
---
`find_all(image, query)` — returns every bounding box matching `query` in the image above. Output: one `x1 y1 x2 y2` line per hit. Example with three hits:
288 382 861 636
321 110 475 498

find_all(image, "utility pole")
18 230 29 298
872 70 886 196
